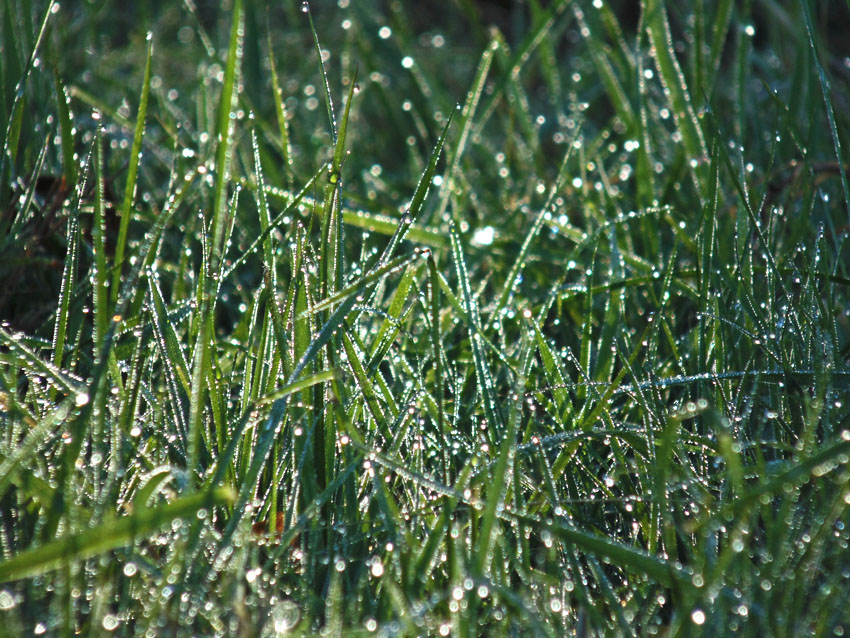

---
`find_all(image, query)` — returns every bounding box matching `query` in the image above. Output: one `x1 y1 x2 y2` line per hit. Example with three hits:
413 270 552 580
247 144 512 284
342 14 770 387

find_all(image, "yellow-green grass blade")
0 487 234 583
299 253 418 319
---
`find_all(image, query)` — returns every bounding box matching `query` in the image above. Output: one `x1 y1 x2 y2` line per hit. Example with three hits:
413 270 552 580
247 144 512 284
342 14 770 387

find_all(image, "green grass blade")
342 331 387 434
53 70 76 185
432 40 497 226
256 368 340 406
209 0 243 271
0 395 74 502
473 0 570 137
51 216 79 373
449 222 503 436
375 111 454 268
511 511 691 591
267 30 293 190
300 253 418 318
492 136 576 321
111 32 153 305
801 1 850 222
0 487 234 583
305 3 337 143
91 126 109 364
473 337 527 576
0 0 56 208
643 0 707 190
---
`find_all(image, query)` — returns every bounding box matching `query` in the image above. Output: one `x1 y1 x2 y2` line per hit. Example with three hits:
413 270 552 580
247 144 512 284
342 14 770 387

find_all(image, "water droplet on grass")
269 600 300 633
472 226 494 246
0 590 15 610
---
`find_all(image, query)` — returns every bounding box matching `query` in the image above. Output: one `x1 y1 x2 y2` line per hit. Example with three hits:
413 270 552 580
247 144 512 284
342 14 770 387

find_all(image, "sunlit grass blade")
473 0 570 136
530 316 574 422
51 215 79 374
256 368 340 406
643 0 708 190
473 335 527 576
342 331 387 435
252 127 277 290
375 111 453 267
0 326 82 398
132 466 176 509
449 222 503 438
0 395 73 502
512 511 692 591
319 69 357 297
0 487 234 583
432 39 497 225
147 275 190 439
305 3 337 143
342 209 447 247
267 30 293 190
53 70 76 185
5 132 49 241
366 263 415 368
224 164 326 279
186 0 243 483
91 127 109 364
574 5 635 131
492 137 576 321
300 253 418 318
111 32 153 305
209 0 242 268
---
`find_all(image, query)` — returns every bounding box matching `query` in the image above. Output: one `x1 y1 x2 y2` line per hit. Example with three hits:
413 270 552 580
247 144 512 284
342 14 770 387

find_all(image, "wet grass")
1 0 850 635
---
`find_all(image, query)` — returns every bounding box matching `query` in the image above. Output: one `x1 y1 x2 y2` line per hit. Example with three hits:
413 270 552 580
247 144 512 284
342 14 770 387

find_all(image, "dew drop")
271 600 300 632
0 590 15 610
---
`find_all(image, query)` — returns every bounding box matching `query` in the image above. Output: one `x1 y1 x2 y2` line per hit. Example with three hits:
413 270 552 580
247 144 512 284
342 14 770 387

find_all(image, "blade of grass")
0 0 56 210
111 32 153 305
267 30 293 190
188 0 243 483
0 487 234 583
53 70 76 185
643 0 708 192
473 332 528 576
449 222 503 438
375 111 454 268
431 39 497 226
801 1 850 224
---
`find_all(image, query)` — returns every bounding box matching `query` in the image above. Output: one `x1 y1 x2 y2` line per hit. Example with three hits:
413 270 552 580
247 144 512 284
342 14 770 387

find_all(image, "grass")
1 0 849 635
